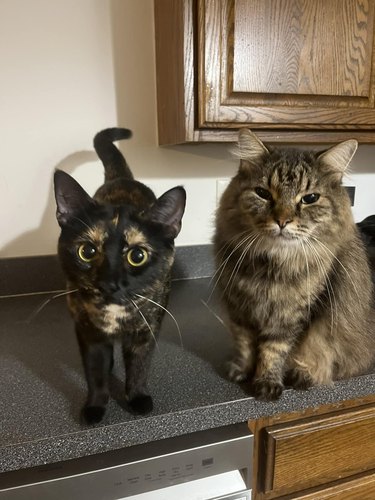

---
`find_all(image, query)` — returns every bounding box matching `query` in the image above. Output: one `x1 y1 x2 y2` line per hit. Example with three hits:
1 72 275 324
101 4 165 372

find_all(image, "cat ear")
236 128 270 169
54 170 95 226
149 186 186 239
318 140 358 179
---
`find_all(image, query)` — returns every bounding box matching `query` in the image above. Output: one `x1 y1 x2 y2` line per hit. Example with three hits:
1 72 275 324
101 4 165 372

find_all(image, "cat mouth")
101 291 127 304
266 229 295 240
268 231 300 243
278 232 294 239
90 285 126 304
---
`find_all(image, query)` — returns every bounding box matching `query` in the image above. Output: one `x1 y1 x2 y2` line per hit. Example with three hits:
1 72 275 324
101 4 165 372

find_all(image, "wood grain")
154 0 375 143
264 405 375 493
233 0 372 97
249 395 375 500
154 0 195 145
195 128 375 143
291 471 375 499
199 0 375 126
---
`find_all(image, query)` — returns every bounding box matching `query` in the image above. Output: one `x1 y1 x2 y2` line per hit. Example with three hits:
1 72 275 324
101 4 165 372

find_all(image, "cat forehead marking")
124 226 147 246
269 162 311 192
112 212 120 227
83 226 108 245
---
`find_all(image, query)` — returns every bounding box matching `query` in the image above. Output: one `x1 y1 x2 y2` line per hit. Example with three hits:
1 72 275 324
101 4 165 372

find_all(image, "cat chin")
259 234 304 259
264 233 301 248
276 234 301 245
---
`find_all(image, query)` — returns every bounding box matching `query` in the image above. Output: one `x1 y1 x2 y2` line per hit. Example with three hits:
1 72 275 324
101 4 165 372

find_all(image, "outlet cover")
345 186 355 206
216 178 230 204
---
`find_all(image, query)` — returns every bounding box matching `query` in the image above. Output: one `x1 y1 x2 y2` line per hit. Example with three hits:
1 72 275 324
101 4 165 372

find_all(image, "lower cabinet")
293 473 375 499
249 394 375 499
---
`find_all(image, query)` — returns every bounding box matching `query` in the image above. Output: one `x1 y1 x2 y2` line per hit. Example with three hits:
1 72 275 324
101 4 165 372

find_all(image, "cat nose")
98 280 121 295
276 218 292 229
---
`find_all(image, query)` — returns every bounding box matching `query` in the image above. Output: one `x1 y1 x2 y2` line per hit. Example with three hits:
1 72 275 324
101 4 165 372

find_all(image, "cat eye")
301 193 320 205
255 187 273 201
78 243 98 262
126 247 149 267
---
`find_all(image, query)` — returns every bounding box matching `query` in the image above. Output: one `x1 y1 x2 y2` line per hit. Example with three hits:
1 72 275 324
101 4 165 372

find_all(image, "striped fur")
214 129 374 400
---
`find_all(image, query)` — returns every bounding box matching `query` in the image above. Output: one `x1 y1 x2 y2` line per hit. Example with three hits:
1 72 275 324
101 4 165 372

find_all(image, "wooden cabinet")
293 473 375 499
154 0 375 144
249 395 375 499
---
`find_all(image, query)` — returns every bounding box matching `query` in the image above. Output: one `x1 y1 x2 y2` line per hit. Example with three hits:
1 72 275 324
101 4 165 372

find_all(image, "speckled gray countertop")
1 273 375 476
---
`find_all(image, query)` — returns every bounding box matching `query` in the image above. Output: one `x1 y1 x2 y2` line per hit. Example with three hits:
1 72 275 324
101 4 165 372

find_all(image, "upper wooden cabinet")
154 0 375 144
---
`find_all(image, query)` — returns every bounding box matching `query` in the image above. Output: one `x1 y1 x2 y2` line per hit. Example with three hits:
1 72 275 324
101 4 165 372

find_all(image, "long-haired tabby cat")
214 129 374 401
54 128 186 423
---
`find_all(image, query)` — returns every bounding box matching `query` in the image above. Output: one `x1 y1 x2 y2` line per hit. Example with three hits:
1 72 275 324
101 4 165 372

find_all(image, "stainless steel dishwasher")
0 423 253 500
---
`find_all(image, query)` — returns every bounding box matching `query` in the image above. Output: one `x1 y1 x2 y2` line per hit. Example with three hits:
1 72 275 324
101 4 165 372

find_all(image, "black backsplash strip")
172 245 214 280
345 186 355 206
0 255 66 296
0 246 215 296
1 241 373 297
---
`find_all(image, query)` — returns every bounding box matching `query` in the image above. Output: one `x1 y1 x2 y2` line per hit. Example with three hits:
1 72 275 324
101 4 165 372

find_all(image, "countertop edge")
1 372 374 474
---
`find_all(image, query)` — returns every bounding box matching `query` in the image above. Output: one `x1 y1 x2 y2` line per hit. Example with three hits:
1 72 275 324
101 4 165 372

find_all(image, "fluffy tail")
93 127 134 182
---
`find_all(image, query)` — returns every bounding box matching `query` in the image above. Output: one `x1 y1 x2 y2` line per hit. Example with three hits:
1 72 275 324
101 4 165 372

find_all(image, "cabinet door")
294 472 375 499
259 404 375 497
198 0 375 129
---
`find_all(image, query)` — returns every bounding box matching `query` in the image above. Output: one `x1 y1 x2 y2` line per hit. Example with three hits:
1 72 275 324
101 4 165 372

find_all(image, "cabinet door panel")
198 0 375 127
232 0 372 98
261 405 375 496
294 472 375 499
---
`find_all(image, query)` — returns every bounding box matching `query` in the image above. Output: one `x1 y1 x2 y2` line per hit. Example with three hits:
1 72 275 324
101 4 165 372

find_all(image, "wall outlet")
216 178 230 204
345 186 355 206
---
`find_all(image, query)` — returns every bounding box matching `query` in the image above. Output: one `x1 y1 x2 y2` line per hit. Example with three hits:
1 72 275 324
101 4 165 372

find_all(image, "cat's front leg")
227 320 257 383
76 327 113 424
253 337 293 401
123 334 154 415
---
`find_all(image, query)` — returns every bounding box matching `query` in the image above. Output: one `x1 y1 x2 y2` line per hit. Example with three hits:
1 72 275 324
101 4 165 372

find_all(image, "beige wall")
1 0 375 258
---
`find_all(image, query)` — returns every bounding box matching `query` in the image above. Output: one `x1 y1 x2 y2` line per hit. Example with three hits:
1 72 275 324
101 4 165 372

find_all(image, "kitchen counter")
1 271 375 476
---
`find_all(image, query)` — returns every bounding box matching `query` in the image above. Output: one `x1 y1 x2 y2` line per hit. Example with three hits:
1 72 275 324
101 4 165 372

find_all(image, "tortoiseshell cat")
54 128 186 423
214 129 374 401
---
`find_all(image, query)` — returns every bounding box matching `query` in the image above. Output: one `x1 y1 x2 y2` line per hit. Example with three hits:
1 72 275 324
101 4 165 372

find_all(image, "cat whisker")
305 240 338 335
225 233 260 299
26 289 78 323
210 232 254 284
134 293 183 349
200 299 228 329
309 235 361 301
214 230 249 260
305 241 332 329
71 216 93 232
299 240 311 321
129 298 160 352
208 232 256 302
253 233 265 257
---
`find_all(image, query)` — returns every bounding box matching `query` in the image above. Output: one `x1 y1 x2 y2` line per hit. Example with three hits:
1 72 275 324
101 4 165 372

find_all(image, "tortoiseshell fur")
214 129 374 401
54 128 185 422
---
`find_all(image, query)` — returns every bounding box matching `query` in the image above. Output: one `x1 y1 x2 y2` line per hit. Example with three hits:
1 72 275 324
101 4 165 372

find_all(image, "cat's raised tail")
93 127 134 182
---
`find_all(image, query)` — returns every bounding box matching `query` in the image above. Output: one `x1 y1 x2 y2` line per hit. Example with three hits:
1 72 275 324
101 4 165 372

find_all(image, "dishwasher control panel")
1 423 253 500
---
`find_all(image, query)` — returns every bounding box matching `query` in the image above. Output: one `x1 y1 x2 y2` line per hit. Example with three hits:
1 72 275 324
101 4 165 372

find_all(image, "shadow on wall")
0 151 97 259
1 1 237 259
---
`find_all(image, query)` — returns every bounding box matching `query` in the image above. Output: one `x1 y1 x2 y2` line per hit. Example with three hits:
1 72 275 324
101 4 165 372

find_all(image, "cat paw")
128 394 153 415
226 360 252 383
253 378 283 401
284 369 313 390
82 405 106 424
